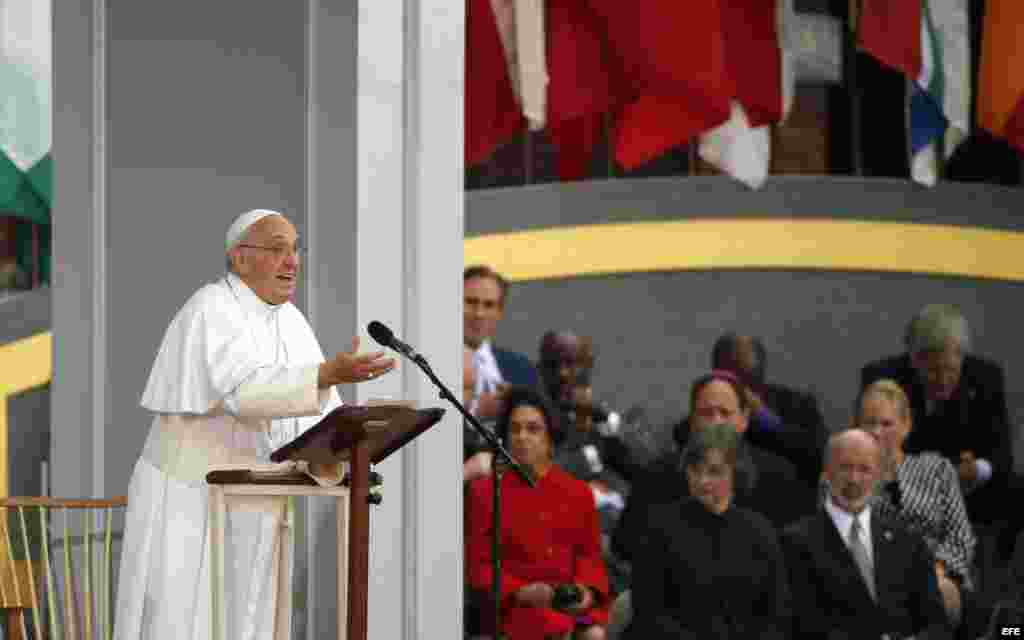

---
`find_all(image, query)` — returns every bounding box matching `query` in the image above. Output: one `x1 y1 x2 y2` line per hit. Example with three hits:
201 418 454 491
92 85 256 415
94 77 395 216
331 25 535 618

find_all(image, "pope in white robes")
113 210 394 640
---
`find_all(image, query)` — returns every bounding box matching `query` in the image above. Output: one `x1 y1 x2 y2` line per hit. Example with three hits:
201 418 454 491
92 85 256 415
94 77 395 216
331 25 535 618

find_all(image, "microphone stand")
401 351 534 640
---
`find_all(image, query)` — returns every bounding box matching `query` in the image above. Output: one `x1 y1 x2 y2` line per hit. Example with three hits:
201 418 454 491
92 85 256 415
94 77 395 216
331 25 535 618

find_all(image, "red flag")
858 0 922 78
465 0 524 167
978 0 1024 153
544 0 614 180
590 0 732 169
720 0 784 127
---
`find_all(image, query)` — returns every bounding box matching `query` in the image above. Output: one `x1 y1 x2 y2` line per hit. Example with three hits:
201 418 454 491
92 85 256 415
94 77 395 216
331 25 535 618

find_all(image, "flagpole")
845 0 864 176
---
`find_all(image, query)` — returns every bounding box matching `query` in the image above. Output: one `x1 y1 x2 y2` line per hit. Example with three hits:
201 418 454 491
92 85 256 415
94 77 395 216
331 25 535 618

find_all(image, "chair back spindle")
0 497 127 640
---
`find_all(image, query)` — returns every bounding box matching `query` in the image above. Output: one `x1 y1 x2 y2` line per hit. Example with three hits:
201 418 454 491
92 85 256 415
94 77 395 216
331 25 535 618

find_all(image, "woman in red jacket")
467 386 609 640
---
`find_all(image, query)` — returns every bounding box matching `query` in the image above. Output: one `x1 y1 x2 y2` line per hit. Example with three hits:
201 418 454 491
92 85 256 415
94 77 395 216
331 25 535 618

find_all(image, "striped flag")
1 0 52 225
978 0 1024 153
860 0 970 186
910 0 970 186
545 0 613 181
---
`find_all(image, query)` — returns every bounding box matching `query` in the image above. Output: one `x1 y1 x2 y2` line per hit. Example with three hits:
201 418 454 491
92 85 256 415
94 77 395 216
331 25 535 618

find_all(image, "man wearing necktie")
782 429 951 640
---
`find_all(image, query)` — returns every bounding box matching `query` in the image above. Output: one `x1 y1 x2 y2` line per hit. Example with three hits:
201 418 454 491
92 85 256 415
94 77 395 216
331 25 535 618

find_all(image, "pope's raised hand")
318 336 397 388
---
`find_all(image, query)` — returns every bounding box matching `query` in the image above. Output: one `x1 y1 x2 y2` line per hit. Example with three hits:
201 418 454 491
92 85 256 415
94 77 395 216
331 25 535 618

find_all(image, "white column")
355 4 409 640
400 0 465 637
306 0 464 637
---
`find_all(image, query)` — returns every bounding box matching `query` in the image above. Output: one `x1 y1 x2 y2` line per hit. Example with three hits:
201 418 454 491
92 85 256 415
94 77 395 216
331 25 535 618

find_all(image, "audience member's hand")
936 572 962 624
463 452 493 482
318 336 396 387
474 385 508 420
958 450 978 486
515 582 554 608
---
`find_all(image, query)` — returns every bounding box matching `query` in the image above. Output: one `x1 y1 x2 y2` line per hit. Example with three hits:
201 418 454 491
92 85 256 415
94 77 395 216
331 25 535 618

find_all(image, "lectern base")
207 482 350 640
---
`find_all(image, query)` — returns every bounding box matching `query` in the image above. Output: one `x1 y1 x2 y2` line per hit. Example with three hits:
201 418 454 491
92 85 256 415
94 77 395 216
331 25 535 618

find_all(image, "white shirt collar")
473 340 504 396
226 272 280 320
475 340 495 361
825 495 873 560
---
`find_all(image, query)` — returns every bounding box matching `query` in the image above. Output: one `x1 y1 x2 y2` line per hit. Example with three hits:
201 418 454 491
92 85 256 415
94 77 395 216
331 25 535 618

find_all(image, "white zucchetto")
225 209 284 251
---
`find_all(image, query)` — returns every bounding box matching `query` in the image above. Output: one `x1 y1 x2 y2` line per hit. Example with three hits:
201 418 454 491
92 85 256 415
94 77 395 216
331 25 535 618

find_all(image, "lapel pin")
883 530 893 541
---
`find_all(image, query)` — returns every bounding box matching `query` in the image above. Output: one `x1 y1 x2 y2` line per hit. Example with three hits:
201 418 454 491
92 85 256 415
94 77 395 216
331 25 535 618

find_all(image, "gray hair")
904 304 970 356
679 422 756 492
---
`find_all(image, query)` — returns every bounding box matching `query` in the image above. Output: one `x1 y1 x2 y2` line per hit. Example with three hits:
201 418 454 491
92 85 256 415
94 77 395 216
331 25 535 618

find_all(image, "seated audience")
614 371 815 564
782 429 952 639
466 387 609 640
626 423 792 639
854 379 976 625
860 304 1013 531
712 332 827 488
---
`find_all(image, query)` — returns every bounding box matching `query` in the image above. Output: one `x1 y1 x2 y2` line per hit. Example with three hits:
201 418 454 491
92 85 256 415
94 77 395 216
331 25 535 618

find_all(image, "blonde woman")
856 378 976 623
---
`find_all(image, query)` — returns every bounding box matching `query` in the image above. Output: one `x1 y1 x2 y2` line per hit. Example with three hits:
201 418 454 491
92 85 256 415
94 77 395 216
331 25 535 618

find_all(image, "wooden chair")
0 497 127 640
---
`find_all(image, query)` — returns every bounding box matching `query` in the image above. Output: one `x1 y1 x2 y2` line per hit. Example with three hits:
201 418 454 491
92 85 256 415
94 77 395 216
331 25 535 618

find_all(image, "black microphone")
367 321 421 361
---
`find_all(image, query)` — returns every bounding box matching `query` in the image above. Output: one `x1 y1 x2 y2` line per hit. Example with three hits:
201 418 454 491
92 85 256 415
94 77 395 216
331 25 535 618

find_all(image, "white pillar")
306 1 464 637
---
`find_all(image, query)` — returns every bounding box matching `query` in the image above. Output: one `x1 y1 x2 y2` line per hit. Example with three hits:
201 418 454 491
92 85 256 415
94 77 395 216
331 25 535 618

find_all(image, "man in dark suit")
463 265 539 407
613 371 817 564
712 333 828 488
860 304 1013 529
782 429 952 640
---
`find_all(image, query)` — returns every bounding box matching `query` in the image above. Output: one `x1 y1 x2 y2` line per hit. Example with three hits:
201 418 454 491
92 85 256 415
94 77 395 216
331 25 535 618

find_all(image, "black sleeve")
611 460 678 561
909 533 955 639
611 482 644 562
780 528 835 640
626 516 697 640
751 527 793 640
978 363 1013 477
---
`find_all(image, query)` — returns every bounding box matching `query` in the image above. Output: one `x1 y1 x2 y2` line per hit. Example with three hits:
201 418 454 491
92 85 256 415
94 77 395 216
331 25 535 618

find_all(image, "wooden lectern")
206 404 445 640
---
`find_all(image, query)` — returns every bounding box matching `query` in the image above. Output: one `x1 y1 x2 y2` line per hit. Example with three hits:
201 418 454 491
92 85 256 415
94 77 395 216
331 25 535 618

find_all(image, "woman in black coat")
626 422 792 639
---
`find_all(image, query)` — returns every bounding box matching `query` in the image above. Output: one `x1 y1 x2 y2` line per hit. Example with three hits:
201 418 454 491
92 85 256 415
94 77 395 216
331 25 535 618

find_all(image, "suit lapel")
870 509 894 602
819 510 876 607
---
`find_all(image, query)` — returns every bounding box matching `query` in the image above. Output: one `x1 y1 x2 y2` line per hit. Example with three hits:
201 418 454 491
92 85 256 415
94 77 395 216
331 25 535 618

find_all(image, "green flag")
1 0 52 282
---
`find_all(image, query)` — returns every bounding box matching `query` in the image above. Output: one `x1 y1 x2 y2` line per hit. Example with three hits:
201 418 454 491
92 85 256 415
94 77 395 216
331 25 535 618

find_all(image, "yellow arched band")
464 219 1024 283
0 331 52 497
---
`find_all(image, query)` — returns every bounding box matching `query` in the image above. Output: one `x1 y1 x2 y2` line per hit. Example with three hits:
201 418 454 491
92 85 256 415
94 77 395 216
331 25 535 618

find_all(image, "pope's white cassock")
114 269 342 640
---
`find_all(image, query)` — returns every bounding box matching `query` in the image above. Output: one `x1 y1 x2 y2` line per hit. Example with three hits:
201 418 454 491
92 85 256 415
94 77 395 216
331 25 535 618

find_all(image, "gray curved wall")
466 177 1024 466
